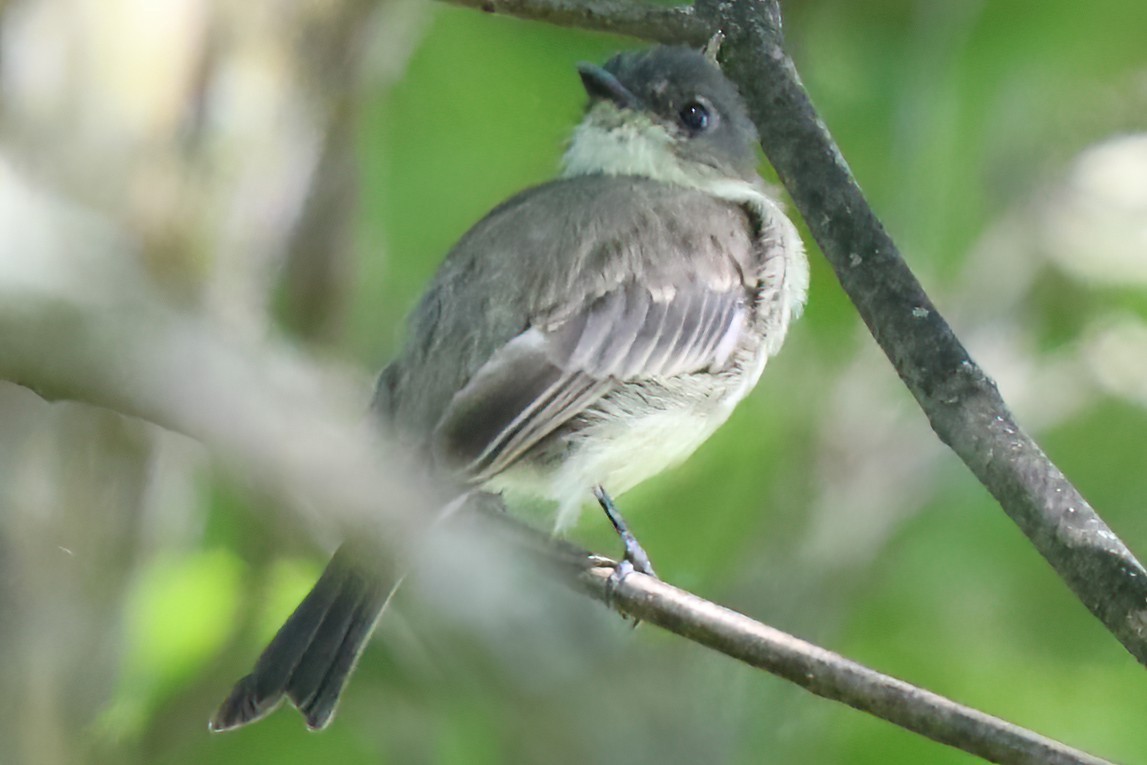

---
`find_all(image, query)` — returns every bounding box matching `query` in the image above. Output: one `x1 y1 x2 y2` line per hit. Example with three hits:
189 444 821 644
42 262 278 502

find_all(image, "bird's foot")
593 485 657 620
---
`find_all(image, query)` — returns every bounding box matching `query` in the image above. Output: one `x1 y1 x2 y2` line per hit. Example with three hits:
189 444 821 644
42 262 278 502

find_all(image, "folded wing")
434 279 748 483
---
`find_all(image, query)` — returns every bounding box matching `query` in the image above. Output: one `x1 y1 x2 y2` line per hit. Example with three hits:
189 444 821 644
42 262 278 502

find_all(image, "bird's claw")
594 485 658 621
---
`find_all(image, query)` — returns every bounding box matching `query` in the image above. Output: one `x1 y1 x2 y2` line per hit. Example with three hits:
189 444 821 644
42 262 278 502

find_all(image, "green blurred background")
17 0 1147 763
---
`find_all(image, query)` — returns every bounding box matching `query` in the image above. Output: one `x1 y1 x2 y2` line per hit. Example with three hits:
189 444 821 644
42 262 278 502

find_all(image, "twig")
479 504 1114 765
587 566 1112 765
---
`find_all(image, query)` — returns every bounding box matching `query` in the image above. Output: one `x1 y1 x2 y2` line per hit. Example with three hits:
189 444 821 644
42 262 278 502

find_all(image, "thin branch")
589 567 1112 765
481 505 1114 765
440 0 708 45
436 0 1147 671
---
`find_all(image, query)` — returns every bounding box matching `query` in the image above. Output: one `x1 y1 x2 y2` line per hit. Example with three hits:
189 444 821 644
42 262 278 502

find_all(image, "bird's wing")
434 276 749 484
374 176 763 483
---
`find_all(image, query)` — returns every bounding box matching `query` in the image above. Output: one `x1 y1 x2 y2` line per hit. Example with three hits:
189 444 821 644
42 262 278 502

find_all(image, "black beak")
576 63 641 110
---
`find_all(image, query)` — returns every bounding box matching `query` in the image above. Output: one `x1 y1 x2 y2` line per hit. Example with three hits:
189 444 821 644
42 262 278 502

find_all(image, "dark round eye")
678 101 710 131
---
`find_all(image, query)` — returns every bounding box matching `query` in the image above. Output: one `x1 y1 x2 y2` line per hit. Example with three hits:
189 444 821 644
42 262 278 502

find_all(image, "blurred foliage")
71 0 1147 763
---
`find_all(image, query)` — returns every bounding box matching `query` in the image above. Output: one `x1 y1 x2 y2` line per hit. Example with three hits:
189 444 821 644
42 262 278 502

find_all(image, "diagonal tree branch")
586 565 1111 765
704 0 1147 666
0 192 431 550
482 504 1113 765
438 0 1147 672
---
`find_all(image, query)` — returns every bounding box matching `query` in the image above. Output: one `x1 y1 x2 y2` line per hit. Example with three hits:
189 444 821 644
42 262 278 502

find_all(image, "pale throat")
560 107 769 211
561 112 683 180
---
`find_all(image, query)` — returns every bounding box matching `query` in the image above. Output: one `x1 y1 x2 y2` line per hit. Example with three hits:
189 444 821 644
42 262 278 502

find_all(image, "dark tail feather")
210 546 397 732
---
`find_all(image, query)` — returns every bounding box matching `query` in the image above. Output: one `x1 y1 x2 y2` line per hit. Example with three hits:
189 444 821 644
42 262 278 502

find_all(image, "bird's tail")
210 545 398 732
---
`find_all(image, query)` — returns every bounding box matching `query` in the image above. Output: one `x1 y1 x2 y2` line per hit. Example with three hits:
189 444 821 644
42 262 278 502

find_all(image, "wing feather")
616 295 671 378
640 287 693 376
468 374 610 482
434 279 749 482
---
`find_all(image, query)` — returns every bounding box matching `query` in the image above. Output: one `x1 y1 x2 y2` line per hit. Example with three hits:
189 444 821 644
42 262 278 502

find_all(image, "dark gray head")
562 46 760 184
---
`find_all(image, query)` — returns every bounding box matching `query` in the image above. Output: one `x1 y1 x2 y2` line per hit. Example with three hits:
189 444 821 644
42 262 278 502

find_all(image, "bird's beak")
577 63 641 110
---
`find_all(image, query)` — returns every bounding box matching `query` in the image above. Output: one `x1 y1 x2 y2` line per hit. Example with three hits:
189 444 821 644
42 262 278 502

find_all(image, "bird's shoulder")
464 174 757 253
445 174 760 313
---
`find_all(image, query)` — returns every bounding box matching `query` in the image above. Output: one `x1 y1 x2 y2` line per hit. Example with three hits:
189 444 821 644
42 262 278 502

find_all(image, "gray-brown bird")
211 44 808 732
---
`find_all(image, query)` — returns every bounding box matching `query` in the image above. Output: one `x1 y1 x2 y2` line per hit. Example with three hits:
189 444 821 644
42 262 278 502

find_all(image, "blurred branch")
276 0 389 344
0 175 429 550
436 0 1147 670
0 2 418 760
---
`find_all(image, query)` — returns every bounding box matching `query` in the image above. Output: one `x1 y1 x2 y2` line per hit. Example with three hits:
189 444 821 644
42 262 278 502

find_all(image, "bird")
210 43 808 733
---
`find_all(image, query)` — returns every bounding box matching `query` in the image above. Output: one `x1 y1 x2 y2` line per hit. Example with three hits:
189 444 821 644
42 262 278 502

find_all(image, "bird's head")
562 46 760 187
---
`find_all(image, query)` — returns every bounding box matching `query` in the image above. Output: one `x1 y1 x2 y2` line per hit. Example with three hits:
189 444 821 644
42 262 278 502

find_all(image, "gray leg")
593 485 658 602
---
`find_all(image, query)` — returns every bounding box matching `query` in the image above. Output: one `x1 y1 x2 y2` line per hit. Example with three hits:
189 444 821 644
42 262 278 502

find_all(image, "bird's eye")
679 101 711 132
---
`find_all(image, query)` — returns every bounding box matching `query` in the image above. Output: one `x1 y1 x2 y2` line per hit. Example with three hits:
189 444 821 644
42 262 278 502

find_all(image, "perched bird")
210 44 808 732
